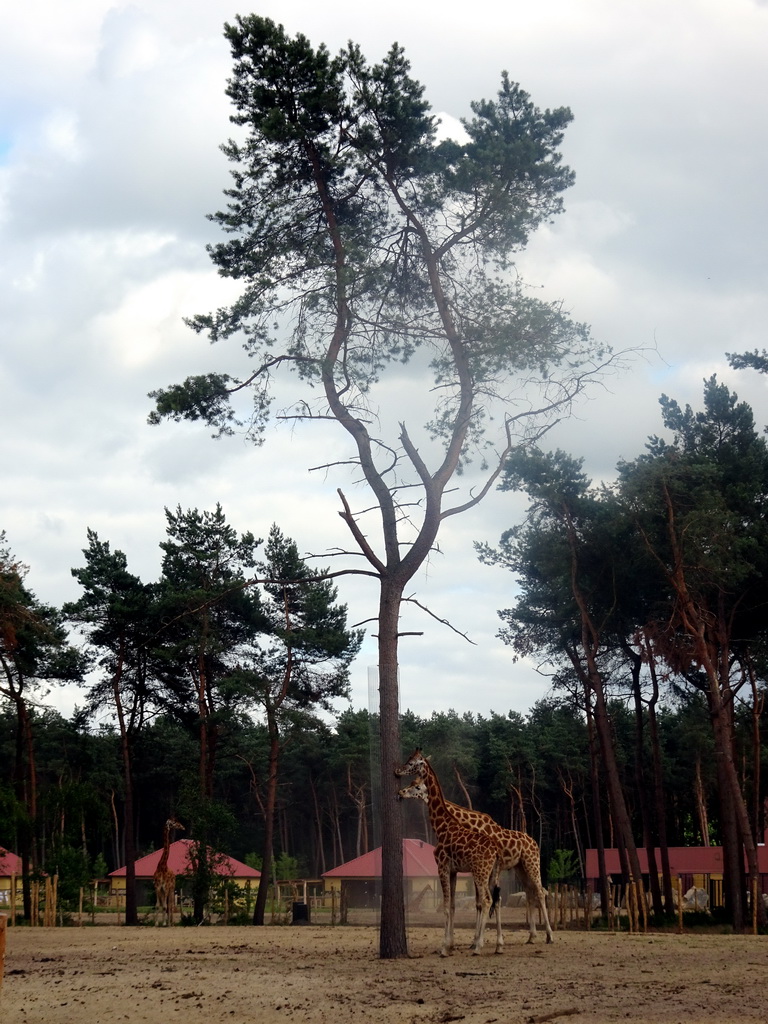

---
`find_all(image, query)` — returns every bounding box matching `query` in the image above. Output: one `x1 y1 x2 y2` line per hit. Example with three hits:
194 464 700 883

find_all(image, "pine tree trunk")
309 777 325 876
18 698 37 921
644 649 675 913
377 576 407 959
628 650 663 916
120 735 138 926
112 657 138 926
587 661 644 888
254 727 280 925
693 758 710 846
585 690 610 916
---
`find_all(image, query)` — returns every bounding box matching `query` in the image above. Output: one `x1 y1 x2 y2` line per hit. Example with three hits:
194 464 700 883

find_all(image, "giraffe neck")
158 824 171 871
423 765 453 836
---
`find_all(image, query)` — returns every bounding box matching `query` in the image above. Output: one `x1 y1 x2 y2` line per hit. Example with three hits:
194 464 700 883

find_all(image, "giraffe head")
166 818 184 832
394 747 429 778
396 776 428 803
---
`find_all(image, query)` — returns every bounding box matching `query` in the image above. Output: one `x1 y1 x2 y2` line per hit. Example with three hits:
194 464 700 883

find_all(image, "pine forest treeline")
1 377 768 930
0 688 765 909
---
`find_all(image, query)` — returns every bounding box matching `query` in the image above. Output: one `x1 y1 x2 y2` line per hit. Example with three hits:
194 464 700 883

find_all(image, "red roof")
0 847 22 876
323 839 442 878
110 839 260 879
585 842 768 879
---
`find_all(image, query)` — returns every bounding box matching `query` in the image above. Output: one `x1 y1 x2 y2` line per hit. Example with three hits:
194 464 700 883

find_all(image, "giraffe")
153 817 184 926
396 762 503 957
396 749 554 944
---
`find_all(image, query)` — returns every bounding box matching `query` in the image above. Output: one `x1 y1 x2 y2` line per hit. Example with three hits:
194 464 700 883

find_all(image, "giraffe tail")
490 884 501 918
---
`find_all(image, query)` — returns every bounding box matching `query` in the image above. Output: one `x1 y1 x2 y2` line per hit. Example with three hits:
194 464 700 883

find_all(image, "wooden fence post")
44 877 52 927
677 877 683 934
752 879 758 936
552 884 558 930
561 885 566 928
637 878 647 933
0 913 7 992
627 877 636 933
585 885 592 930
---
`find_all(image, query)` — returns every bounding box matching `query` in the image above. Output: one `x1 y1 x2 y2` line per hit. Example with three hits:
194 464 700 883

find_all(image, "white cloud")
2 0 767 722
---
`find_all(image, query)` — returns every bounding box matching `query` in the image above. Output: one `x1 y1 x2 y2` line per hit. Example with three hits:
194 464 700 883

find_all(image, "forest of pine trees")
0 693 763 911
2 378 767 930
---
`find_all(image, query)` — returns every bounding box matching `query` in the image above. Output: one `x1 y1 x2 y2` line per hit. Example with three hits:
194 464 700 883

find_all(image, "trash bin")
291 901 310 925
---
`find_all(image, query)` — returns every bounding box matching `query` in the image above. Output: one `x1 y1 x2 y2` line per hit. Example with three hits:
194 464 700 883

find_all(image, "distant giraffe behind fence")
153 818 184 926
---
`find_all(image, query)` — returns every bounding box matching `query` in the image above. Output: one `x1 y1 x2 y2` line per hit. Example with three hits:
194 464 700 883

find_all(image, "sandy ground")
2 919 767 1024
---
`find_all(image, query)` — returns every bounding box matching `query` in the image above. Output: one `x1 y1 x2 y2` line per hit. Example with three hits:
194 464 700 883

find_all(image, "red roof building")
109 839 260 881
0 847 22 877
323 838 441 879
0 847 23 908
585 833 768 905
108 839 261 910
322 839 470 911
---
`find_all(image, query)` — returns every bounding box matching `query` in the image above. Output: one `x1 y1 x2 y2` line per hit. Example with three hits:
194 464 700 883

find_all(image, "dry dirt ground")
2 919 767 1024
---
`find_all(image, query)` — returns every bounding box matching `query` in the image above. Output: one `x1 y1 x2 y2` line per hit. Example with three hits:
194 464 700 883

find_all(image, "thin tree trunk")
8 691 32 921
377 576 407 959
748 663 763 842
626 645 663 916
586 659 644 887
254 721 280 925
710 694 749 929
562 505 643 894
19 698 37 921
453 765 473 809
557 767 584 878
693 758 710 846
309 778 326 876
111 652 138 926
585 689 609 916
347 766 368 859
645 650 675 914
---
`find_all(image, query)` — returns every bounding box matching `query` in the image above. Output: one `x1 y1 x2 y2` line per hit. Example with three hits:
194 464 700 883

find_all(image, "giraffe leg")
538 883 554 943
492 898 504 954
512 866 536 942
473 871 503 954
491 868 504 954
469 882 483 950
470 882 492 955
519 860 554 944
526 882 553 943
439 870 455 957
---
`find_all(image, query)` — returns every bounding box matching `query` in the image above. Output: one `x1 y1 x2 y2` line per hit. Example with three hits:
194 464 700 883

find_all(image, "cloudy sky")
2 0 767 723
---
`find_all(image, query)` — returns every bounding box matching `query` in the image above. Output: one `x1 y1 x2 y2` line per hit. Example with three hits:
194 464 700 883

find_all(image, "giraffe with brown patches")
397 761 503 956
153 818 184 926
396 749 554 944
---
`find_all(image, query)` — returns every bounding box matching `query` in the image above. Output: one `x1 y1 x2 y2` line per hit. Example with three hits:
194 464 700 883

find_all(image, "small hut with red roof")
322 838 469 911
109 839 260 908
0 847 22 908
